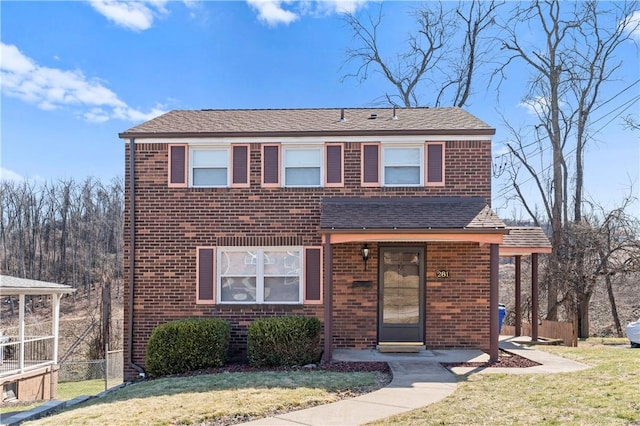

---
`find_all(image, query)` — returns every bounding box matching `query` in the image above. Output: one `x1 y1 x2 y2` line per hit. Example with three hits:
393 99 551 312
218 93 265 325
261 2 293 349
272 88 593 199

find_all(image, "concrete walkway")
240 342 590 426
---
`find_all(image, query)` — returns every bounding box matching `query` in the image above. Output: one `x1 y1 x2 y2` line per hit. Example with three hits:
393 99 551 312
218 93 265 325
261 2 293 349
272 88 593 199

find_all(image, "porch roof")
320 197 508 244
0 275 75 296
499 227 552 256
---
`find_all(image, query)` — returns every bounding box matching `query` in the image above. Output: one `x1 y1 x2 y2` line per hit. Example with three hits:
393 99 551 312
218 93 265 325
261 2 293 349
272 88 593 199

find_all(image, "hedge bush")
247 316 322 367
145 317 230 377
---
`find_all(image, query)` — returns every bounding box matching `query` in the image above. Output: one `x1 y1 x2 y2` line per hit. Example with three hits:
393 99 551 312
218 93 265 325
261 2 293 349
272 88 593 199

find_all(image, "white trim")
216 246 303 304
282 145 324 187
381 144 424 187
189 147 230 187
131 134 492 144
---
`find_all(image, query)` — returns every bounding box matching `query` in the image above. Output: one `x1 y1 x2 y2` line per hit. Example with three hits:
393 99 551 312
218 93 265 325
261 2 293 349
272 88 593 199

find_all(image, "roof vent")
392 106 398 120
340 108 346 122
368 113 377 120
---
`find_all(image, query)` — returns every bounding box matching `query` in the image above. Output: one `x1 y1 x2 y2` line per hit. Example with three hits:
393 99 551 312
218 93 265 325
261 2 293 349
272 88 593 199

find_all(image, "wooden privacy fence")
501 320 577 347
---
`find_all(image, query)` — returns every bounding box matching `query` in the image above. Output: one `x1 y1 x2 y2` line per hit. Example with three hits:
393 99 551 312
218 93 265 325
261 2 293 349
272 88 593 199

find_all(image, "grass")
0 379 121 416
370 340 639 425
24 370 386 425
13 341 639 425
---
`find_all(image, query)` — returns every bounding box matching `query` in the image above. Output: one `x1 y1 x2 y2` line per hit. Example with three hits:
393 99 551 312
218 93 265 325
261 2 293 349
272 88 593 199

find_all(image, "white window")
217 247 303 304
283 147 322 187
191 148 229 187
382 146 423 186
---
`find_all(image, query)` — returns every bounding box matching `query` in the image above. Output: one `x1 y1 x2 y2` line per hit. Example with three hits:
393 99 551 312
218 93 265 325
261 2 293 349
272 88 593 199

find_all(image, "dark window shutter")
169 145 187 186
304 248 322 303
263 145 280 185
326 144 342 185
362 144 379 184
197 248 215 302
427 144 444 183
232 145 249 185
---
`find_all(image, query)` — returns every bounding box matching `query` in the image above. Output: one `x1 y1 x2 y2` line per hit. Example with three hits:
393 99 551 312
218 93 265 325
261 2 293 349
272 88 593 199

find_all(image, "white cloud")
623 10 640 41
519 97 551 117
88 0 167 31
0 42 165 123
247 0 368 26
247 0 299 26
0 167 25 182
316 0 369 15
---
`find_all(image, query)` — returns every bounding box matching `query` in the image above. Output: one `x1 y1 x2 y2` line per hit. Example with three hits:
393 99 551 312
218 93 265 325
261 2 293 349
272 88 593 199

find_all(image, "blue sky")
1 1 639 218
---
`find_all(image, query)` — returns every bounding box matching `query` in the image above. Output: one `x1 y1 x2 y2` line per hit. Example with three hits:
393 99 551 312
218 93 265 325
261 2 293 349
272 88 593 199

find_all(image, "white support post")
52 294 61 363
18 294 25 372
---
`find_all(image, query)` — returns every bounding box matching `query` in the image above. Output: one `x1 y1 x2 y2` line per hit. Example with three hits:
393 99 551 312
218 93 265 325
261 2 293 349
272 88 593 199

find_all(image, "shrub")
247 316 322 367
145 317 230 377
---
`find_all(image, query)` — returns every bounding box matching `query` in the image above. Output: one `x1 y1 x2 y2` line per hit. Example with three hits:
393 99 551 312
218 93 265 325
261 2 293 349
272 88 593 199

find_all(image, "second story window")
191 148 229 187
283 147 322 187
382 146 423 186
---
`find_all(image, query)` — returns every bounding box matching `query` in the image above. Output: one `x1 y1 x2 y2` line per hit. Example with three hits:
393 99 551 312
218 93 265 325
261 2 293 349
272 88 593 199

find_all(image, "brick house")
119 107 516 380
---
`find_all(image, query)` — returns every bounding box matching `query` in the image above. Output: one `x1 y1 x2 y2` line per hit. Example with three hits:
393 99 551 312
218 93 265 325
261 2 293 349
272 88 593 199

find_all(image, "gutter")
127 137 145 378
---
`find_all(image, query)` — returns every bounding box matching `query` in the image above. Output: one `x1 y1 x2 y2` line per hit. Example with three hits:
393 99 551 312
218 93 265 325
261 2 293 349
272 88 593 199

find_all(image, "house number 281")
436 270 449 278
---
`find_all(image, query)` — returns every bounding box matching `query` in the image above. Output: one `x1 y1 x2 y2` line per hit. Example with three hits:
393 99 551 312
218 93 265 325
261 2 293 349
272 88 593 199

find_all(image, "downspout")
128 137 145 377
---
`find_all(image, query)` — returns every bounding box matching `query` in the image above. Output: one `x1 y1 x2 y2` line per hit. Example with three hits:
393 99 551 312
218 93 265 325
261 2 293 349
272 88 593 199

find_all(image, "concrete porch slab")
332 348 489 363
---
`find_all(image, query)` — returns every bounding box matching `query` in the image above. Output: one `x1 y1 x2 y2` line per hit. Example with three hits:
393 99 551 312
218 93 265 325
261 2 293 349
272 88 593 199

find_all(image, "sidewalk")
240 361 457 426
240 342 590 426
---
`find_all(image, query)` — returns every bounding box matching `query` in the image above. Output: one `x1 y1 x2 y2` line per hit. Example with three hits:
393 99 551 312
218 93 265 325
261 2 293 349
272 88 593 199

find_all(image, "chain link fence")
58 349 123 390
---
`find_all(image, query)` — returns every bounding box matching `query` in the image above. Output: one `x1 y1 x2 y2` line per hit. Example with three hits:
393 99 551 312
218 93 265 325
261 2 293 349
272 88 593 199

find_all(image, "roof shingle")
120 107 494 138
320 197 506 231
502 227 552 250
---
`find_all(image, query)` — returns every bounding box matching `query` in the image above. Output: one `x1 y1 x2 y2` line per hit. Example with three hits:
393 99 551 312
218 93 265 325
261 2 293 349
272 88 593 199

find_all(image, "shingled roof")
119 107 495 138
320 197 506 231
500 227 552 256
0 275 75 296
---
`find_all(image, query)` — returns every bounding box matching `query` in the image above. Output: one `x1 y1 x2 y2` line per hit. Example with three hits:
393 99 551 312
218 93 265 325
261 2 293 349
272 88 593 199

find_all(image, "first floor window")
283 148 322 186
383 146 423 186
191 148 229 187
218 247 302 303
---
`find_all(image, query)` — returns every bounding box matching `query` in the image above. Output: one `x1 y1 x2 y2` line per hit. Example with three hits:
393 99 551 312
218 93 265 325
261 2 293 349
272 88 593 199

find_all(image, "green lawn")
24 370 388 425
12 342 640 425
370 340 639 425
0 379 120 416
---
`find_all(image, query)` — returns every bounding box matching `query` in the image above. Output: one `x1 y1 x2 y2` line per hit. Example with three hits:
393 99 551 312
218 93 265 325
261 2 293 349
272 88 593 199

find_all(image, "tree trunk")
577 292 591 338
605 275 622 337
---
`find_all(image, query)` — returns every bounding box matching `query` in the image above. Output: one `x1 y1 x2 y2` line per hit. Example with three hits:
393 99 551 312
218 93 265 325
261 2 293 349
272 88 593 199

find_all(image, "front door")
378 246 425 343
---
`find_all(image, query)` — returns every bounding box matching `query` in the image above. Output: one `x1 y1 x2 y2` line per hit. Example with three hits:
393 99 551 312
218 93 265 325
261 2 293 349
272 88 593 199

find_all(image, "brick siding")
123 140 492 380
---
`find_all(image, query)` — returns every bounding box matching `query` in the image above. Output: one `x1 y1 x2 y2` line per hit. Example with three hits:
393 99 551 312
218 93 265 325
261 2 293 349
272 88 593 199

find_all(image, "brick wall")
426 242 491 351
123 139 492 380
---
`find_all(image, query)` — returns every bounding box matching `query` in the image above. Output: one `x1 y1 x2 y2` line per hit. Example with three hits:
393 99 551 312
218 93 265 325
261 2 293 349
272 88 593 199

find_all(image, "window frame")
190 147 230 188
282 146 324 188
381 145 424 187
216 246 304 304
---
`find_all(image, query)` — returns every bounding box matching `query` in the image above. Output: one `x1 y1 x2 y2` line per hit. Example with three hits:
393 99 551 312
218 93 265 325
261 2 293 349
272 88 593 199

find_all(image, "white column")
52 294 61 363
18 294 25 372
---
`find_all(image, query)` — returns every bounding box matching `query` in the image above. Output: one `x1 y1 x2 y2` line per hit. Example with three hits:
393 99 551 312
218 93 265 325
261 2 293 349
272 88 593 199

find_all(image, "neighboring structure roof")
320 197 507 231
0 275 75 296
119 107 495 138
500 227 553 256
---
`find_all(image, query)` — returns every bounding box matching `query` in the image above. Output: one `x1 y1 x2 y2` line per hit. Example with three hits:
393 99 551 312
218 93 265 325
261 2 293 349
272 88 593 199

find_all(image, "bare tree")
497 0 639 322
560 194 640 337
0 177 124 307
342 1 502 107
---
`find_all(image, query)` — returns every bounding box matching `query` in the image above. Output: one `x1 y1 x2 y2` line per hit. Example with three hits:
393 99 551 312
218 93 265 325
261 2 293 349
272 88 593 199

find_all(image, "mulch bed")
167 361 391 378
442 349 540 369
